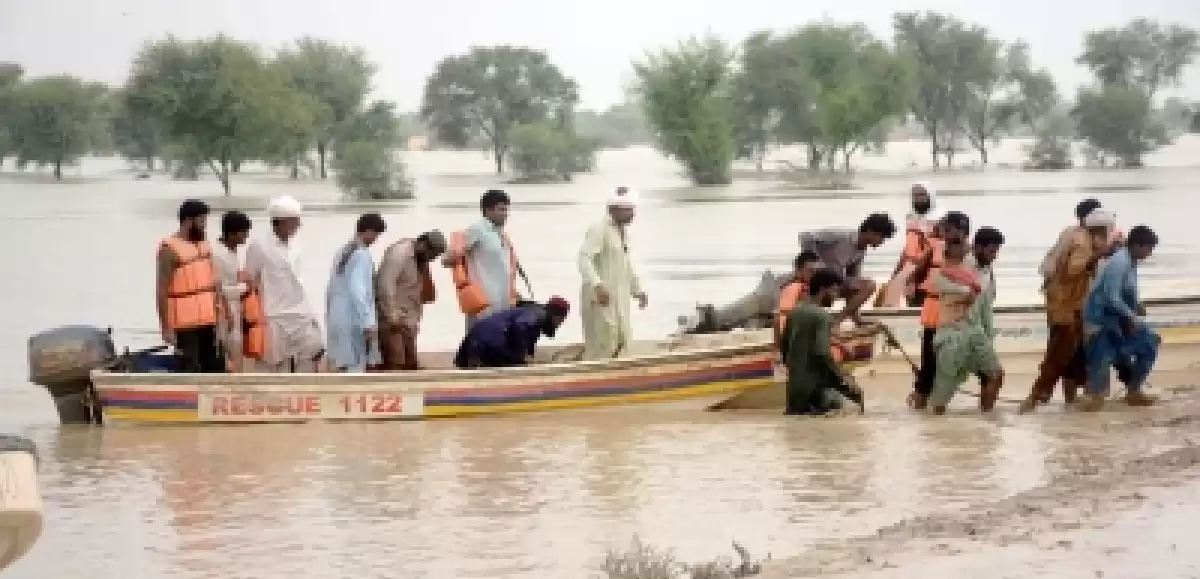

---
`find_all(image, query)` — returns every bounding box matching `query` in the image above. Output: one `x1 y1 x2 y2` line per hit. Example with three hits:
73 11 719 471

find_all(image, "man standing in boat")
244 196 325 372
779 268 865 415
1078 225 1161 412
214 211 252 372
1021 210 1116 412
325 213 388 373
453 297 571 369
375 230 447 370
881 182 944 308
798 212 897 325
578 186 648 360
445 190 520 328
157 199 224 373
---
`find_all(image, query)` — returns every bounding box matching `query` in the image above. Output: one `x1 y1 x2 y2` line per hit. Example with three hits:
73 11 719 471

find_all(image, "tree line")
0 16 1197 194
634 14 1199 184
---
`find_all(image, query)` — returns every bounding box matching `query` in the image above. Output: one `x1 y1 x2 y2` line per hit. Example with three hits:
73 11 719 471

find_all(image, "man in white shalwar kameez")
244 196 325 372
578 187 648 360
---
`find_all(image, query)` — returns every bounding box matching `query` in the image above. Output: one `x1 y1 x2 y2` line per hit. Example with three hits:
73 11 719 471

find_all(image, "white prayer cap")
267 195 303 218
607 186 638 208
1084 209 1117 227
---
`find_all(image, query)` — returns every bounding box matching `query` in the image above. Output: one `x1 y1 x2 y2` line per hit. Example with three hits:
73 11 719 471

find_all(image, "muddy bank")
758 391 1200 578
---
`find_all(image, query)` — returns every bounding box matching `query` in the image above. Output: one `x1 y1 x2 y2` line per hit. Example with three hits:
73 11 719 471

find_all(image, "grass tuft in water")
601 536 762 579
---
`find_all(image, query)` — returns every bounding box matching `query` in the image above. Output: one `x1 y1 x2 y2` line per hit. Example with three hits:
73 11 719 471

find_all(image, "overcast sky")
2 0 1198 111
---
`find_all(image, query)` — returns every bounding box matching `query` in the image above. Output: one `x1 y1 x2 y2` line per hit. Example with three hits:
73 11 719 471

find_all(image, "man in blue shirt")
1080 225 1160 411
453 297 571 369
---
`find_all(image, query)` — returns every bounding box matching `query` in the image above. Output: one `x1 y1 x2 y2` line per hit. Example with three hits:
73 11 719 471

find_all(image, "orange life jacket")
919 237 946 328
776 280 806 335
161 237 218 331
240 273 266 360
447 229 519 316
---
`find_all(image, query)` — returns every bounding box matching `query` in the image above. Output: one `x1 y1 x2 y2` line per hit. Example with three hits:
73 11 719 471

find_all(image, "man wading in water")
779 268 865 415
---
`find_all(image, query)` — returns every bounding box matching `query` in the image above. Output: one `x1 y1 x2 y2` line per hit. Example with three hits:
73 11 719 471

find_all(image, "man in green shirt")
779 269 865 415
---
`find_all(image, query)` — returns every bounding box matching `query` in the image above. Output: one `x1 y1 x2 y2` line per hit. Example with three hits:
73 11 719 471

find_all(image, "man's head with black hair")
857 212 897 249
972 226 1005 267
177 199 210 242
793 251 820 284
480 189 510 227
220 210 252 247
807 268 845 308
1075 198 1102 224
941 211 971 243
355 213 387 246
1126 225 1158 261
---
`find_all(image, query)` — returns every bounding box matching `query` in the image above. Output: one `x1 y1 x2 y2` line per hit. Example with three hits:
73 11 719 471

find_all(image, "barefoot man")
779 268 865 416
578 186 647 360
881 182 944 307
1078 225 1161 412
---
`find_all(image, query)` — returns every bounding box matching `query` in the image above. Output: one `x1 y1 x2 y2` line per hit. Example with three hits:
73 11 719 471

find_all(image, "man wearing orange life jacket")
213 211 253 372
775 251 821 343
156 199 224 373
881 182 944 308
444 190 521 328
910 211 971 410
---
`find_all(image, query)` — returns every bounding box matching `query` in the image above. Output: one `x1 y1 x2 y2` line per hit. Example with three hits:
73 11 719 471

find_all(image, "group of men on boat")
775 181 1162 415
155 187 646 374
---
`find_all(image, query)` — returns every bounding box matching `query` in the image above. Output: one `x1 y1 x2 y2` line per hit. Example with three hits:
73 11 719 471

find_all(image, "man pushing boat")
778 268 865 415
798 213 897 324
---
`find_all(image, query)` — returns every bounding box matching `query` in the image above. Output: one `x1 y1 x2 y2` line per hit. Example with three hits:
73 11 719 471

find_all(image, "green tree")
274 37 374 179
0 62 24 165
1076 19 1200 98
333 100 404 151
506 121 597 182
574 103 651 149
420 46 580 174
129 36 317 195
1072 84 1166 167
332 140 413 200
730 31 788 172
109 85 164 171
963 40 1060 164
5 75 109 179
634 36 737 185
1025 104 1074 169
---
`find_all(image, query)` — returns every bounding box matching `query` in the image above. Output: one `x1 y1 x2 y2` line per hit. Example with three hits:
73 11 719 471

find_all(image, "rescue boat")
0 436 41 571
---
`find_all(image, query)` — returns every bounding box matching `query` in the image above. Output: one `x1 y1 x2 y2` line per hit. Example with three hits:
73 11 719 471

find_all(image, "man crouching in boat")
1078 225 1161 412
798 213 897 324
779 269 865 415
453 297 571 369
927 241 1004 414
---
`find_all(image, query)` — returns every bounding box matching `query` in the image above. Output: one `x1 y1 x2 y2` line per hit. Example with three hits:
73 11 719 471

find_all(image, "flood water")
2 138 1200 578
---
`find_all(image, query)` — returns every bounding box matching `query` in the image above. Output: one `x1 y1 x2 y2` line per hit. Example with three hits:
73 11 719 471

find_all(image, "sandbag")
27 326 116 388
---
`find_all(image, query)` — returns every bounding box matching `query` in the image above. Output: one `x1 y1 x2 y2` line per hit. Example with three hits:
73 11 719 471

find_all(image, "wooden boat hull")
92 334 778 424
0 436 41 572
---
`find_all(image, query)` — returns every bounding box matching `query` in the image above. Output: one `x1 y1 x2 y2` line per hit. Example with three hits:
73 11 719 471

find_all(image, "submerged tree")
5 75 109 179
420 46 580 174
506 120 597 183
634 36 738 185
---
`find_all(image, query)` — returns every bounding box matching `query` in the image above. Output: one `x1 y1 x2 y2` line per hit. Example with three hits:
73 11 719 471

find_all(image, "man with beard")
798 212 897 324
157 199 224 372
375 230 448 370
244 196 325 372
881 182 944 307
453 297 571 369
779 268 865 415
578 186 648 360
325 213 388 373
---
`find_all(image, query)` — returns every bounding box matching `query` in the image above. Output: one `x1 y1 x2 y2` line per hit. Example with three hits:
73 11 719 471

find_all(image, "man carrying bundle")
779 268 865 416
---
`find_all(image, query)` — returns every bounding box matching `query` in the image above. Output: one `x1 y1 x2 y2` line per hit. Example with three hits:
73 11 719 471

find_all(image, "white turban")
1084 210 1116 228
607 187 638 208
268 195 303 218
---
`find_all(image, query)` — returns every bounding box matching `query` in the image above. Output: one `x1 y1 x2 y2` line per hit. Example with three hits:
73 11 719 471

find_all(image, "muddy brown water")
2 142 1200 578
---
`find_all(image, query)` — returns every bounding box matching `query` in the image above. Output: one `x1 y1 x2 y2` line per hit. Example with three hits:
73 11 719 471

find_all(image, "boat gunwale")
861 293 1200 318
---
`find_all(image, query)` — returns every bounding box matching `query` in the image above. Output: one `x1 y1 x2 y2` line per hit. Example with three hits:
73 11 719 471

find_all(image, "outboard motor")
681 270 790 334
27 326 118 424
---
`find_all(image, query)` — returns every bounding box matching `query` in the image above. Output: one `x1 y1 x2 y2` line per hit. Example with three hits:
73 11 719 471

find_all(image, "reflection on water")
1 143 1200 578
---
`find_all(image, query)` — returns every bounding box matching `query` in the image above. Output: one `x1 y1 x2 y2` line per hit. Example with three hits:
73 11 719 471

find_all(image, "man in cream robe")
578 187 648 360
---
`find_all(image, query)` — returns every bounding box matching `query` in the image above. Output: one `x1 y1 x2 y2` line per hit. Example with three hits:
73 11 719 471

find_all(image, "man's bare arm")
156 245 176 337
